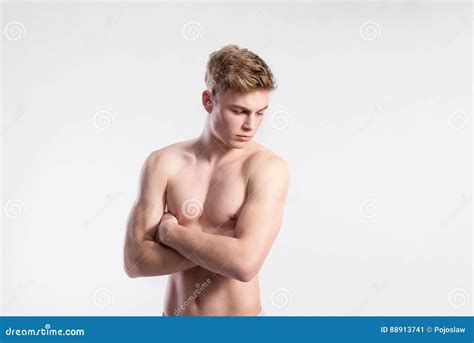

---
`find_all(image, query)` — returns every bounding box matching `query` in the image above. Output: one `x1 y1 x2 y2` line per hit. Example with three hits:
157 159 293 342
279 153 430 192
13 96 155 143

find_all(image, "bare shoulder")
245 145 290 186
144 139 195 173
246 143 289 171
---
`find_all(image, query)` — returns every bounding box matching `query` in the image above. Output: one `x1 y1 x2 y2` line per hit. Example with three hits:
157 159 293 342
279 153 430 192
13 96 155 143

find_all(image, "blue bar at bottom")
0 316 472 342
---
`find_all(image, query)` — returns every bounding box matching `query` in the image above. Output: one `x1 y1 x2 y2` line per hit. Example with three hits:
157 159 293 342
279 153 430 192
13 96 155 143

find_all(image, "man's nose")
243 114 256 130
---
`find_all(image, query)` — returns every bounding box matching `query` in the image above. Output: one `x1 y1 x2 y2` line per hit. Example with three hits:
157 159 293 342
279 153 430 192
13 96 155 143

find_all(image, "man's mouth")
236 135 252 141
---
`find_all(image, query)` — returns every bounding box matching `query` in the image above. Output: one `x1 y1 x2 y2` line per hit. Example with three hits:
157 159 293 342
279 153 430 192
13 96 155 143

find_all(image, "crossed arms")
123 149 290 282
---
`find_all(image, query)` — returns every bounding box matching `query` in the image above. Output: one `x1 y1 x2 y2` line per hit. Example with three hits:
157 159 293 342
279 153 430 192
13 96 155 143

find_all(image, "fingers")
168 211 179 218
162 211 178 223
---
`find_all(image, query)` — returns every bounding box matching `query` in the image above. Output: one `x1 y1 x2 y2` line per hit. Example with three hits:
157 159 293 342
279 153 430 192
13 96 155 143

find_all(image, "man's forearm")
160 223 247 281
125 238 198 277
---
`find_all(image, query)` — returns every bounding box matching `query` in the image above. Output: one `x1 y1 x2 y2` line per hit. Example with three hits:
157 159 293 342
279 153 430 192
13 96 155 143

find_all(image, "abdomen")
164 267 260 316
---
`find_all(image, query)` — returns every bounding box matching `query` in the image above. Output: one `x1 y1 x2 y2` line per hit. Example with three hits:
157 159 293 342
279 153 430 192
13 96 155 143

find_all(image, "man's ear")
202 90 213 113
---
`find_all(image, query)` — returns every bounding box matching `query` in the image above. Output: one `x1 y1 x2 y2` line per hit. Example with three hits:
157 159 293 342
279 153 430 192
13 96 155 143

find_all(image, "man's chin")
230 140 251 149
219 135 252 149
228 143 246 149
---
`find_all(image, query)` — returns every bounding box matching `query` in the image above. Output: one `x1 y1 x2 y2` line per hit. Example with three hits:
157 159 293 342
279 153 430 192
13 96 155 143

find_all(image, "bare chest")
165 163 247 233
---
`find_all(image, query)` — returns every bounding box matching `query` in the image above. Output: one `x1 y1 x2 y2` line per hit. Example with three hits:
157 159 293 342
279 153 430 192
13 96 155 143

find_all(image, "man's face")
204 88 269 148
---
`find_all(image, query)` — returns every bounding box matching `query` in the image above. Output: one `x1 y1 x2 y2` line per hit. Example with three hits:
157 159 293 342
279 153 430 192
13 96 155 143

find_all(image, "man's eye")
257 112 264 116
232 110 244 114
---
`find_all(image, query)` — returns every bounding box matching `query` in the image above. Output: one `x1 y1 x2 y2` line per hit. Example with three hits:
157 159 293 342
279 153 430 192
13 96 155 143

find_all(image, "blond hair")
205 44 276 98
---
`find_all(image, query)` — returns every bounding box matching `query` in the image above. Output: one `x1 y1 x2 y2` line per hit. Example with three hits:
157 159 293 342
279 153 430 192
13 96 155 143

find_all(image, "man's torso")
162 138 271 316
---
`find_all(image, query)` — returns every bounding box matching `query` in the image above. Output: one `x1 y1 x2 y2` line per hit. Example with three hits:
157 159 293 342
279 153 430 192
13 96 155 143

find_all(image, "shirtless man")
123 45 290 316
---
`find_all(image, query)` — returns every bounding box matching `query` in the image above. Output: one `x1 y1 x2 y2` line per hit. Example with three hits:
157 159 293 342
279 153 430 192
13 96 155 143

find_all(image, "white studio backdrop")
1 1 472 316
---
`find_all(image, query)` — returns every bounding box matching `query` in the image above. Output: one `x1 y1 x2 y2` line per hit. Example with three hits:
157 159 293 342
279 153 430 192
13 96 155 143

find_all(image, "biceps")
131 150 169 241
235 197 285 243
127 199 165 244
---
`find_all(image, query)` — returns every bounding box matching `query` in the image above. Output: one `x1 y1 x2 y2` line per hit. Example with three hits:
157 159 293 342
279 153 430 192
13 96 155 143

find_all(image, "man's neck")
193 130 246 165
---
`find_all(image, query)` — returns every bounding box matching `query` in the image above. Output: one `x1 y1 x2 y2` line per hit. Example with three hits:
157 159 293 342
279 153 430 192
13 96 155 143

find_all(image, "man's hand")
156 212 178 244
